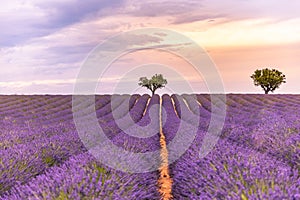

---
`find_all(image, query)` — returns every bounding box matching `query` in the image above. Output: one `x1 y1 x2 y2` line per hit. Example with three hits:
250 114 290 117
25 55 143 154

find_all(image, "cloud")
34 0 124 28
0 0 124 47
0 79 75 88
0 2 46 46
172 14 226 24
1 0 300 94
124 0 203 17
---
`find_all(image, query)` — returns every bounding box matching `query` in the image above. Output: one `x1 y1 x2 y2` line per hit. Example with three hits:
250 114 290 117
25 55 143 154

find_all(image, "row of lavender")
168 94 299 199
0 94 299 199
0 94 162 199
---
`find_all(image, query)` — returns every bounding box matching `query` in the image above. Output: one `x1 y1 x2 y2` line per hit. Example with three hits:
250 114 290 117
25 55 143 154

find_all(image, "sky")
1 0 300 94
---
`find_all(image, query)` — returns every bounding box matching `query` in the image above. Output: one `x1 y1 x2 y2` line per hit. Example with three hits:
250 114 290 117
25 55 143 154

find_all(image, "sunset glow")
1 0 299 94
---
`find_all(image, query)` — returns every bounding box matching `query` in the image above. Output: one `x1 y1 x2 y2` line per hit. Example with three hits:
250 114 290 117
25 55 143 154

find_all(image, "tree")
250 68 286 94
138 74 167 95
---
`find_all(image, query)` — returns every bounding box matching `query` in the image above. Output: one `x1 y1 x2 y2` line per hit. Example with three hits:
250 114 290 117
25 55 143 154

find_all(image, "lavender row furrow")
0 94 299 199
1 152 160 200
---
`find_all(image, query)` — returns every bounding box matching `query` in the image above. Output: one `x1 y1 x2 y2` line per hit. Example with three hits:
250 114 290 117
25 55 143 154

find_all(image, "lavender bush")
0 94 299 199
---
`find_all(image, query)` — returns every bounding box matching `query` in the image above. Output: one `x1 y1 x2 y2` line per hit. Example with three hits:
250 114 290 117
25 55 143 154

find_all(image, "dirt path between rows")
157 97 173 200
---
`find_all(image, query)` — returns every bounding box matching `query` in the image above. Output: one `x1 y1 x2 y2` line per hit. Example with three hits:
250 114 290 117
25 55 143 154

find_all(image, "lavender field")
0 94 299 199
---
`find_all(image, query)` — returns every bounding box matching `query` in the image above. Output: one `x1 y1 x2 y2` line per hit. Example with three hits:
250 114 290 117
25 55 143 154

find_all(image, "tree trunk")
265 90 269 94
152 90 155 96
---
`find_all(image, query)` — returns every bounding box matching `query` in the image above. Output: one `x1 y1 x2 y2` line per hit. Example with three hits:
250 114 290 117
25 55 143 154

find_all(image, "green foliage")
94 164 110 186
55 191 70 200
250 68 286 94
42 156 58 167
138 74 167 95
